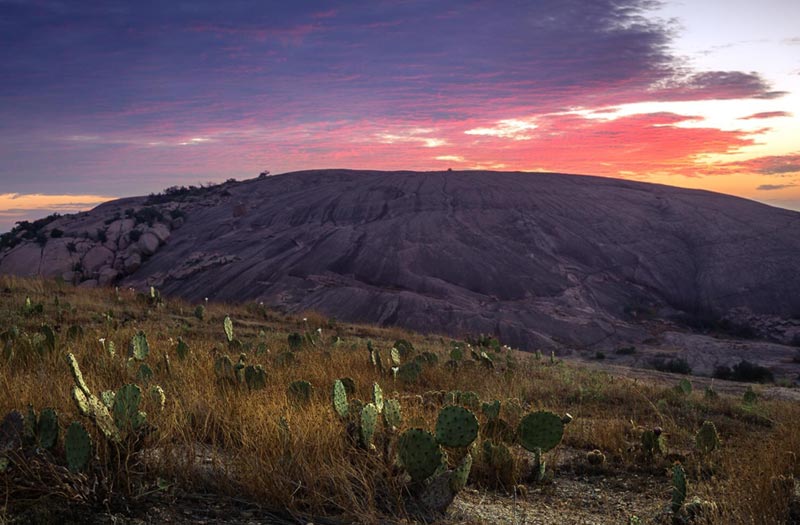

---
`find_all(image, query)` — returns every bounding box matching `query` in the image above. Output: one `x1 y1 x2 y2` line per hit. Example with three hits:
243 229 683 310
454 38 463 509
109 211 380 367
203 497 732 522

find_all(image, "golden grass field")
1 274 799 524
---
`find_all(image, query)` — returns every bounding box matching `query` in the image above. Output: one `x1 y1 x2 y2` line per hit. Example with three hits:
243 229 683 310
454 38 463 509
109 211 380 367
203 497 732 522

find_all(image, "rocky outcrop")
2 170 800 352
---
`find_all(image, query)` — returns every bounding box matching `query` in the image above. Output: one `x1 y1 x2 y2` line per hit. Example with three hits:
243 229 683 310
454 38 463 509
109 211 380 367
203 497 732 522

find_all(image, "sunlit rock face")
3 170 800 351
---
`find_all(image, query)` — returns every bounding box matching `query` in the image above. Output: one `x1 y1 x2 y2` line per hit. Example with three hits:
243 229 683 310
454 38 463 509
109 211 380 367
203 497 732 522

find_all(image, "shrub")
652 357 692 375
129 230 142 242
133 207 164 227
615 346 636 355
714 360 774 383
50 229 64 238
96 229 107 243
595 351 606 360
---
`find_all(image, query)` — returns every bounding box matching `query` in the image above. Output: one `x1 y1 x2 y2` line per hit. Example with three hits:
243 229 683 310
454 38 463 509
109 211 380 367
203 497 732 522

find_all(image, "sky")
1 0 799 232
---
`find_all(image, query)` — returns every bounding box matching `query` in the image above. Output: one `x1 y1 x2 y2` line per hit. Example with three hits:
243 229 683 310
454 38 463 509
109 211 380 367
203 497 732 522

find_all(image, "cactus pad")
435 405 479 448
332 379 349 418
136 363 153 384
641 429 666 456
288 380 313 404
0 411 23 452
360 403 378 448
149 385 166 411
383 398 403 429
449 452 473 493
223 316 234 343
65 421 92 473
100 390 116 409
113 384 145 434
398 428 443 483
695 420 721 454
372 382 384 413
66 353 91 397
517 411 564 452
338 377 356 394
176 338 189 360
390 347 401 366
37 408 58 450
128 331 149 361
672 463 687 513
244 365 267 391
481 400 501 421
396 362 421 384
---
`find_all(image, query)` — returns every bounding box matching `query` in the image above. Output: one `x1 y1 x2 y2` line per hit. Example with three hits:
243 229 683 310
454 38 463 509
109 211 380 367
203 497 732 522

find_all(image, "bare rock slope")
2 169 800 350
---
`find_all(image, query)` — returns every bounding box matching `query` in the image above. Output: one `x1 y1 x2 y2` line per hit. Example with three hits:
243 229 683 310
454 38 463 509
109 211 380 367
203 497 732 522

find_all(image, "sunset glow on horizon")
1 0 799 231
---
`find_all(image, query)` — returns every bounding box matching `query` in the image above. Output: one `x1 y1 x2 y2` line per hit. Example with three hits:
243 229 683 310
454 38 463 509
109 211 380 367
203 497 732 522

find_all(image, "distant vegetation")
0 213 61 250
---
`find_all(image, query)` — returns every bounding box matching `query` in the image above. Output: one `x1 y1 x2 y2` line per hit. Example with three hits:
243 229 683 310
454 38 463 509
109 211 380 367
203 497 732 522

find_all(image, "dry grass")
1 274 799 524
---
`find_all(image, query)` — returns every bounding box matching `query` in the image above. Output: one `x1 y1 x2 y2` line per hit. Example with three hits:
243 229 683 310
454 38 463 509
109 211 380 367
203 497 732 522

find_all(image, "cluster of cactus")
214 353 267 391
331 379 399 449
68 353 161 445
670 462 718 521
397 405 479 516
1 408 93 474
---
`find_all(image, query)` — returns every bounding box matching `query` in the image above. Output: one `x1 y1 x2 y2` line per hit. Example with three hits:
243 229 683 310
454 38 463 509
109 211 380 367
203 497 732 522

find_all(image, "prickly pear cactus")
128 331 149 361
517 411 564 453
244 365 267 391
743 387 758 405
372 382 384 413
483 439 515 488
176 337 190 360
435 406 479 448
459 391 480 410
65 421 92 473
449 452 473 492
360 403 378 448
398 428 443 483
100 391 116 409
41 324 56 353
113 384 146 435
220 315 232 343
482 400 501 421
586 449 606 466
641 428 666 456
390 347 401 366
383 398 403 429
37 408 58 450
332 379 349 418
149 385 166 411
678 378 692 396
67 353 120 443
23 405 37 446
396 362 421 384
672 462 687 513
214 355 235 383
136 363 153 384
338 377 356 394
695 420 721 454
288 380 313 404
0 411 24 452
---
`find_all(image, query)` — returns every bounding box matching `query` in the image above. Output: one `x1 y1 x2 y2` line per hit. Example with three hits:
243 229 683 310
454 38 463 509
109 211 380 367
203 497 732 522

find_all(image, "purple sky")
1 0 799 231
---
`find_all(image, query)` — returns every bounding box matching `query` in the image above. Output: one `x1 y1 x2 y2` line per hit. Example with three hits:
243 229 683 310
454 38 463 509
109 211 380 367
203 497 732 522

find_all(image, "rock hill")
2 169 800 351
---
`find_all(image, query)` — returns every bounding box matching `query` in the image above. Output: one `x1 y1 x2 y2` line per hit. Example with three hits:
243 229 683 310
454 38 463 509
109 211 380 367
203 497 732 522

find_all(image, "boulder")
123 252 142 273
137 232 160 256
40 239 76 277
0 244 41 276
82 245 114 272
98 267 119 286
149 223 171 243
